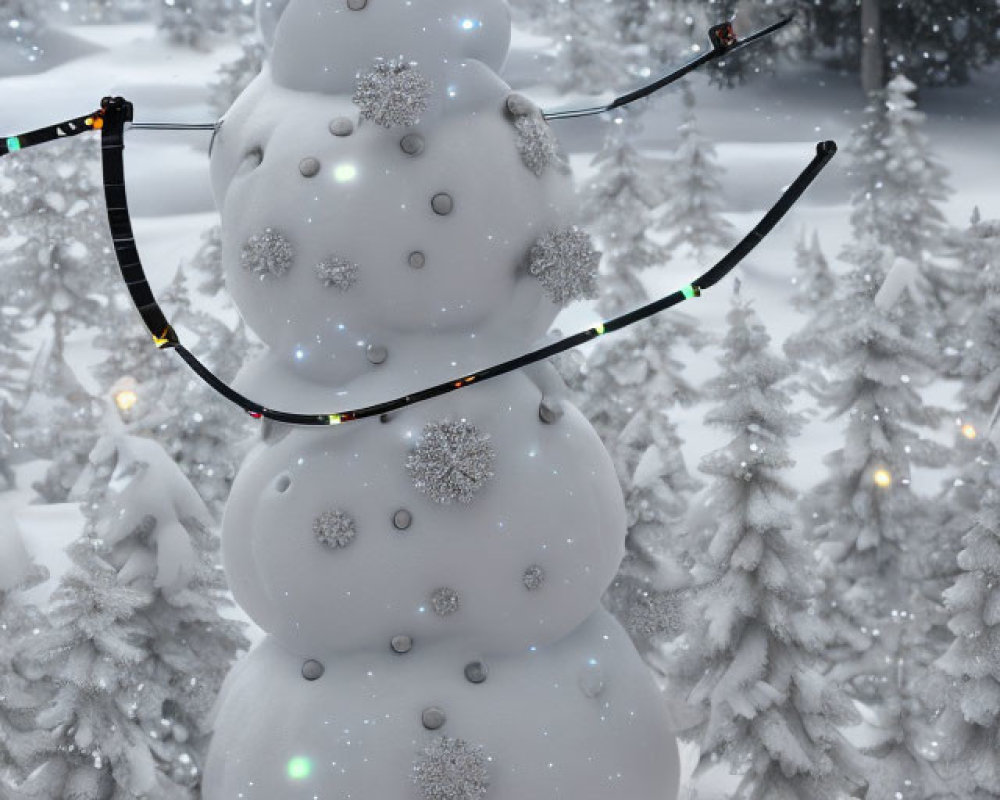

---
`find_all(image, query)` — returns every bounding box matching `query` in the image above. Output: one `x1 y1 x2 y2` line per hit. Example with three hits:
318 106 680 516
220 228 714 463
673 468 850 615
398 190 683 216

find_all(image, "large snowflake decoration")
430 587 461 616
313 509 357 549
241 228 294 279
315 256 360 291
406 420 495 504
526 227 601 306
354 58 433 128
413 736 492 800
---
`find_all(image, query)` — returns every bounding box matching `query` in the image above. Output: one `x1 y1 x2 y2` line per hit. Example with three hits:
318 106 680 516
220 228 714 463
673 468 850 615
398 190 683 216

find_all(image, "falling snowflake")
315 256 359 291
413 736 492 800
353 58 433 128
313 509 357 549
430 587 460 616
522 565 545 591
406 420 495 504
526 227 601 306
241 228 294 279
514 115 569 178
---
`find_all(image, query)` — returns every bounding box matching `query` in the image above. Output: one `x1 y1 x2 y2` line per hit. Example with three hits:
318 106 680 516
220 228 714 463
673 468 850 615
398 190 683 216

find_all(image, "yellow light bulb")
115 389 138 412
873 469 892 488
962 424 977 440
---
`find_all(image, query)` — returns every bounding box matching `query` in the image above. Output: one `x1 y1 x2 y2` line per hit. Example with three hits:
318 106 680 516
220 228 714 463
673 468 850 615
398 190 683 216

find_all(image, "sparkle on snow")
353 58 433 128
407 420 496 504
413 736 492 800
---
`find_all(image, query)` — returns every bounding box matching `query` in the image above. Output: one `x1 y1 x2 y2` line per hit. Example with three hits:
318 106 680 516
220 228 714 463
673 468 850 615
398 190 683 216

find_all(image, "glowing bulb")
460 18 481 30
333 163 357 183
287 756 312 780
962 424 977 440
115 389 138 412
873 469 892 488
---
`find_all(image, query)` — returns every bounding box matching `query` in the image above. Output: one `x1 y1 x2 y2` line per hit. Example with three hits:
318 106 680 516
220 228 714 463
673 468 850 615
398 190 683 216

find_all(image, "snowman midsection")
221 372 627 656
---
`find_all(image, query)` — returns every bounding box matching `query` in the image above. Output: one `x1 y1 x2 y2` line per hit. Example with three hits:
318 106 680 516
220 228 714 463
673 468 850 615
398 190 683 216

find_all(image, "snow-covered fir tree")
0 399 22 489
157 0 254 48
209 36 266 118
8 404 249 798
579 106 669 318
544 0 621 94
796 241 956 798
0 527 51 791
930 482 1000 798
186 225 224 298
659 85 736 265
845 76 951 331
789 230 835 314
665 288 867 799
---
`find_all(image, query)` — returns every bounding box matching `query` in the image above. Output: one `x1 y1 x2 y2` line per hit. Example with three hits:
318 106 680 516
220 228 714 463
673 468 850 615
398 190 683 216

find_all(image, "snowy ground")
1 19 997 800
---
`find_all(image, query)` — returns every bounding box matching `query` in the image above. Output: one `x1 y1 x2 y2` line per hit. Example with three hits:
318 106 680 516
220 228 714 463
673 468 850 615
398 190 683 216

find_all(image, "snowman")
202 1 680 797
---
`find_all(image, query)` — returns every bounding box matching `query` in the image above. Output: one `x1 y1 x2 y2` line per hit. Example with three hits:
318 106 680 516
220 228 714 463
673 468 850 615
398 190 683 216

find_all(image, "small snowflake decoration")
241 228 294 279
315 256 359 291
430 587 460 617
313 509 357 549
407 420 495 504
522 565 545 591
514 115 570 178
413 736 492 800
353 58 433 128
526 227 601 306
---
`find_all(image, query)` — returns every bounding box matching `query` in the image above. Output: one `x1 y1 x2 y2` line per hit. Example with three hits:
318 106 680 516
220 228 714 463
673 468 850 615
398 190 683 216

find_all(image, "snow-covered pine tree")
157 0 254 48
665 288 867 799
9 405 249 798
0 398 22 489
209 36 266 118
789 231 835 314
845 76 951 333
186 224 224 298
134 264 255 516
0 528 51 791
931 483 1000 797
580 106 669 318
544 0 621 94
796 240 956 798
659 84 736 265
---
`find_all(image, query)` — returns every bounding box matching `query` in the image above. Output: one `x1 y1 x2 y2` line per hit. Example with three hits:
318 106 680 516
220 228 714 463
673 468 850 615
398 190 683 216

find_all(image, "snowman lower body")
202 377 680 798
203 609 679 798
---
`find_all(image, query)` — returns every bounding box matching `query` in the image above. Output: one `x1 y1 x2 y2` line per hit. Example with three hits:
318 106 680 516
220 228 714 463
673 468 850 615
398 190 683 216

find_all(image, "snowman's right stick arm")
542 14 795 121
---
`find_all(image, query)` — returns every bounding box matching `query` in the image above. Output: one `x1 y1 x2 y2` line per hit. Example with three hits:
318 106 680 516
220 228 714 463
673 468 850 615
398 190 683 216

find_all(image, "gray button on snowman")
203 2 680 798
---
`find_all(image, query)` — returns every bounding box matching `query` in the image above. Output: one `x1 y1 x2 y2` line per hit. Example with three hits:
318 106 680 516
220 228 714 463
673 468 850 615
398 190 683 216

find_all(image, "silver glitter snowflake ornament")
313 509 357 549
315 256 360 291
430 587 460 616
241 228 294 279
526 227 601 306
407 420 496 504
413 736 492 800
354 58 433 128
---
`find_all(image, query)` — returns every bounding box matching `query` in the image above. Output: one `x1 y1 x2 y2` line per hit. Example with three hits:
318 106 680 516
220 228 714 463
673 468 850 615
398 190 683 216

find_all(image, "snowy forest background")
0 0 998 798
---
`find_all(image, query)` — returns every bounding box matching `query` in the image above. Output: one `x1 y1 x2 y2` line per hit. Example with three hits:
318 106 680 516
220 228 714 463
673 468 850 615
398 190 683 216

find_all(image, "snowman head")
270 0 512 94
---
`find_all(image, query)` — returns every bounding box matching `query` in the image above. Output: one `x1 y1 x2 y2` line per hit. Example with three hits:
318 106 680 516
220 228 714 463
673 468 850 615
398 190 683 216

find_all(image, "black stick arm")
542 14 794 121
0 108 107 156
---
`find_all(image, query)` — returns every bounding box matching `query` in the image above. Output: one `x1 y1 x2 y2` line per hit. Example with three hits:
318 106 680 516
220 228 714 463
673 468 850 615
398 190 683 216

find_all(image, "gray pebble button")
329 117 354 136
431 193 454 216
366 344 388 364
299 157 320 177
422 707 447 730
464 661 489 684
391 635 413 654
408 251 426 269
302 659 325 681
393 509 413 530
346 0 367 9
400 133 425 156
